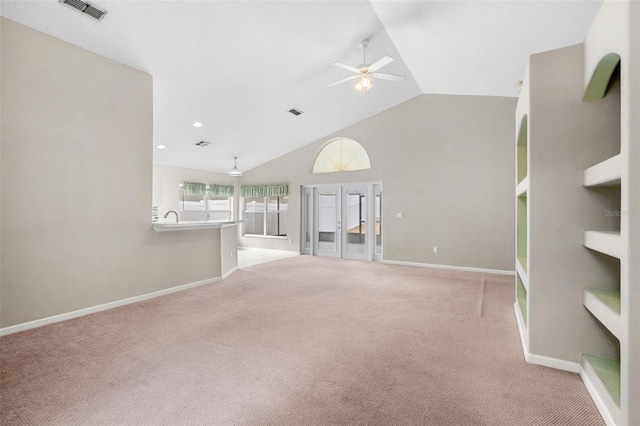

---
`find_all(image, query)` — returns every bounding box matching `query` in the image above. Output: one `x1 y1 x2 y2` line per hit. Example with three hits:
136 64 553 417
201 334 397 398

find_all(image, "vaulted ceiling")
1 0 602 173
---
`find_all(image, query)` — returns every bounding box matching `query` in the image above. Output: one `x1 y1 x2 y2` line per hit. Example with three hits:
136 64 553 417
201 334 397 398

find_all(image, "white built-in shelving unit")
514 101 528 335
513 39 621 377
513 1 638 425
577 2 639 425
582 154 622 187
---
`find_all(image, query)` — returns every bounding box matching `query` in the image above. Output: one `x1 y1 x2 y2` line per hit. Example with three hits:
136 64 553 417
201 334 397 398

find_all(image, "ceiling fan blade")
328 75 359 87
371 72 406 82
368 56 394 72
333 62 360 73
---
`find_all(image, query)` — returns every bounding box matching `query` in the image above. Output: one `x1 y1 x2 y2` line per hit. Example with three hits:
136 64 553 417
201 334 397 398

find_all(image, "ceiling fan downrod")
360 39 369 66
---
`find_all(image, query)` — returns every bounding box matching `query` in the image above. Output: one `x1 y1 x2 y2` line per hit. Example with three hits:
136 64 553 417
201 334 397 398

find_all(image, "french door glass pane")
318 192 337 252
304 192 312 250
346 191 366 255
375 191 382 256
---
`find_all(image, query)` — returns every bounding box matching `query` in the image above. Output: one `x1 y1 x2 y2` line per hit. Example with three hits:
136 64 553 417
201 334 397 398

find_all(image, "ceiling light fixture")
228 157 242 176
355 74 373 91
193 122 203 127
156 144 166 149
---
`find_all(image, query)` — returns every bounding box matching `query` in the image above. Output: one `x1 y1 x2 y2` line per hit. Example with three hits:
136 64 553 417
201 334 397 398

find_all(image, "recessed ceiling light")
156 145 166 149
193 122 203 127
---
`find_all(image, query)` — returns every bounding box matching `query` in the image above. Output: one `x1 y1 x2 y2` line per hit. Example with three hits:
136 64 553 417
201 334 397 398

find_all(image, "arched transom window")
312 137 371 173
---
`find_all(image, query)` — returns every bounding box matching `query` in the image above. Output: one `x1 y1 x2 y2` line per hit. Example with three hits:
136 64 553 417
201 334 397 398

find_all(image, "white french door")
303 183 382 261
342 186 370 260
314 188 341 257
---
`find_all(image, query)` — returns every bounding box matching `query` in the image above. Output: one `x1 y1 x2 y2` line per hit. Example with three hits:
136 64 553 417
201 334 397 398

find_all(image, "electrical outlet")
229 250 233 258
433 247 438 254
396 212 403 219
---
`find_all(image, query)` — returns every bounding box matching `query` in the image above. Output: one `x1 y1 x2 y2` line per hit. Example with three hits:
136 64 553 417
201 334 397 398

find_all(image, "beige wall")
0 18 222 328
239 94 516 271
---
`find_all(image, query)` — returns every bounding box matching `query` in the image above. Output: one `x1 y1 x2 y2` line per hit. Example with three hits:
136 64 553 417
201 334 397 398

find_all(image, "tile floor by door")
237 247 299 268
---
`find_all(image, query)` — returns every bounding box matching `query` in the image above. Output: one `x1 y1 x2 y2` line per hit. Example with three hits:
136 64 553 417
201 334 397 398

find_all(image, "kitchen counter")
153 221 238 232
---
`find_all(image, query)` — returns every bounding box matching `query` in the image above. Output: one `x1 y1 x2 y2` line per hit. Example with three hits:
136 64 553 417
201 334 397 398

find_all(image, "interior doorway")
301 183 382 261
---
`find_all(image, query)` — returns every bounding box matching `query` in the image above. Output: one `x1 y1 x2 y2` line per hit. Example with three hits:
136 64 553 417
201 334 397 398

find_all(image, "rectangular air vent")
59 0 107 21
289 108 303 116
194 140 212 148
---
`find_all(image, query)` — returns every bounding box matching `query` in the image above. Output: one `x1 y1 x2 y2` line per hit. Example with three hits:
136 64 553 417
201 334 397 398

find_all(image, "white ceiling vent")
59 0 107 21
194 140 212 148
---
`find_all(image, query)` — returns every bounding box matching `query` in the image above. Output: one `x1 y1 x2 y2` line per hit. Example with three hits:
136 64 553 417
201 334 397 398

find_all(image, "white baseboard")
513 302 529 360
0 275 225 337
512 303 579 373
382 259 515 276
222 266 239 280
528 353 580 373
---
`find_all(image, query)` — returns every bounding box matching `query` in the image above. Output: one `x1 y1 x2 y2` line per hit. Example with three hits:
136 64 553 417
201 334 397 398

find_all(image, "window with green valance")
209 184 234 197
242 185 288 237
181 182 234 197
241 184 288 198
182 181 207 196
180 181 235 222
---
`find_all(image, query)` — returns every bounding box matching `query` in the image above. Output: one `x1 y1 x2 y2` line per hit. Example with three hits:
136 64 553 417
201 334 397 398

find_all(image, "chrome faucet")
163 210 179 223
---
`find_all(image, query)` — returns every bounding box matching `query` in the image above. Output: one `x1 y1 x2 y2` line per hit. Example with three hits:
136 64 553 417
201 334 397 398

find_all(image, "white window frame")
206 196 233 222
243 195 288 237
179 183 233 222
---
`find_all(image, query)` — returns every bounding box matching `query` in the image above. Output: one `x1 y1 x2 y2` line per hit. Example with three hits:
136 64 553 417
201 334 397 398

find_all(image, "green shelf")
517 257 527 272
517 275 527 325
585 353 620 406
587 288 621 314
517 116 528 182
517 196 527 261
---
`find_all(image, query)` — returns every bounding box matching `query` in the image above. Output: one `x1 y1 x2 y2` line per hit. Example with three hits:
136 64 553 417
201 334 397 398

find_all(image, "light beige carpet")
1 256 603 425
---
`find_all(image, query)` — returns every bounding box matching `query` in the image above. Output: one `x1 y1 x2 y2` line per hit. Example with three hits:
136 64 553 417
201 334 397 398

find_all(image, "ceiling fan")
329 39 406 92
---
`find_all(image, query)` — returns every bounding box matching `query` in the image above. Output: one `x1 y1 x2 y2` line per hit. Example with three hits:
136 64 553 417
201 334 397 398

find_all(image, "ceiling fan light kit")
355 74 373 91
329 38 406 94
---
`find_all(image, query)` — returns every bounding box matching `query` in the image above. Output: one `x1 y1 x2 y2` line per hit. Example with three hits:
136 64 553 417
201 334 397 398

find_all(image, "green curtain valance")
209 184 234 197
181 182 234 197
241 184 288 198
182 181 207 196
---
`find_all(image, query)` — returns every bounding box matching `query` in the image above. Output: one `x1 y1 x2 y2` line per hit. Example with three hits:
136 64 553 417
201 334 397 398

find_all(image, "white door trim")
303 182 382 261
